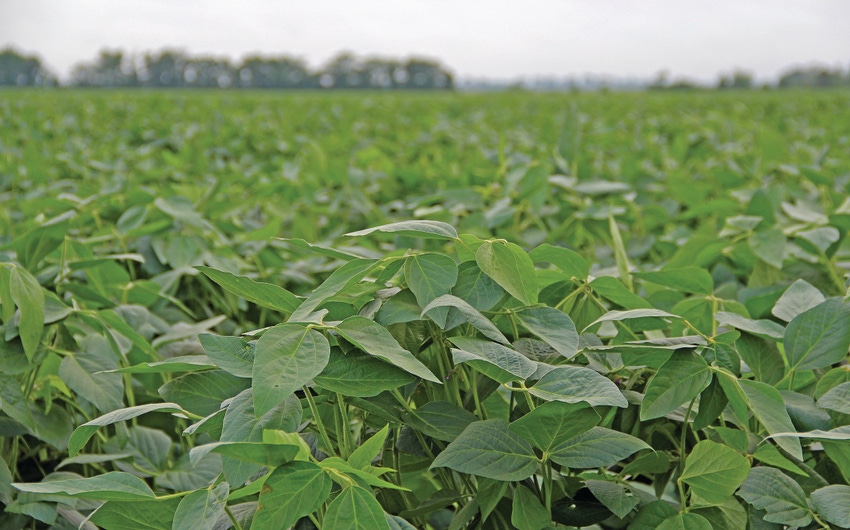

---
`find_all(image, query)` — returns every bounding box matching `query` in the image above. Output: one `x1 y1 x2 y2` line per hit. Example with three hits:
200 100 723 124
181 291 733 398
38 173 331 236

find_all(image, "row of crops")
1 89 850 529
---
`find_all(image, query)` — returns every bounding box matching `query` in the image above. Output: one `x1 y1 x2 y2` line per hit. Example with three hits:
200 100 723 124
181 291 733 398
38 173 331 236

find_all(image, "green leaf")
528 365 628 408
314 348 415 397
735 334 784 385
345 220 458 240
529 243 589 280
477 478 508 523
189 442 300 467
336 316 440 383
633 267 713 295
12 472 155 501
405 253 458 327
620 451 670 477
512 484 550 530
476 240 538 305
587 308 679 331
585 480 639 519
431 419 537 481
656 512 713 530
737 467 812 527
319 459 409 492
323 486 391 530
59 350 124 413
289 259 377 322
630 501 679 530
509 401 600 454
106 355 217 375
771 279 825 322
449 336 537 382
692 377 728 431
691 498 748 530
69 403 186 456
641 351 712 420
749 229 785 269
159 370 250 417
752 444 806 476
514 306 579 359
680 440 750 505
196 266 300 313
0 374 36 430
549 427 650 468
349 425 389 470
89 497 181 530
0 457 12 505
172 483 229 530
9 267 44 360
253 323 330 417
589 276 651 309
199 333 254 378
253 461 332 530
715 312 784 341
609 215 633 291
739 379 803 460
785 298 850 372
422 294 509 344
452 261 506 311
402 401 478 442
810 485 850 528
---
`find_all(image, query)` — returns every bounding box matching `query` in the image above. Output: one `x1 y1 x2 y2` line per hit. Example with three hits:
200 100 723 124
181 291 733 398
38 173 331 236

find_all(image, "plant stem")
303 386 335 457
224 506 244 530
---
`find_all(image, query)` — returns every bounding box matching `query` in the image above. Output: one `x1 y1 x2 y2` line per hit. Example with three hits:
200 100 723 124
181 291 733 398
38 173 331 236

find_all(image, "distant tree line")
0 47 453 90
1 47 848 91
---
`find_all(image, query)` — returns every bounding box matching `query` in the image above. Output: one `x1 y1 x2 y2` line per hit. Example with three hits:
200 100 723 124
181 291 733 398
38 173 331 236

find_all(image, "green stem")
303 386 335 457
224 506 244 530
335 393 352 459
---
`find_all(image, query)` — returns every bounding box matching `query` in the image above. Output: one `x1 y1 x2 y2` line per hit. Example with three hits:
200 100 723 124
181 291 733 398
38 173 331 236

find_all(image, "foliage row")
1 91 850 529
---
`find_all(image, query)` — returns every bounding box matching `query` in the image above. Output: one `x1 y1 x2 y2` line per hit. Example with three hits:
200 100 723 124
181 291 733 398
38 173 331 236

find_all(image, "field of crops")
2 89 850 529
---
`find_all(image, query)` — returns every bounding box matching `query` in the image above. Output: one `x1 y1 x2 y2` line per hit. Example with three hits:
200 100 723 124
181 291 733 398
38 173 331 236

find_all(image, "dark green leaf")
680 440 750 504
253 323 330 417
512 484 550 530
529 243 589 280
315 348 415 397
529 365 628 408
159 370 250 417
633 267 713 295
12 472 155 501
509 401 600 454
641 351 712 420
550 427 650 468
402 401 478 443
199 333 254 378
810 485 850 528
196 266 300 313
172 483 229 530
476 240 538 305
69 403 186 456
785 298 850 371
89 497 181 530
431 419 537 481
737 467 812 527
405 254 457 327
585 480 639 518
336 316 440 383
323 486 391 530
253 461 332 530
9 267 44 360
514 306 579 359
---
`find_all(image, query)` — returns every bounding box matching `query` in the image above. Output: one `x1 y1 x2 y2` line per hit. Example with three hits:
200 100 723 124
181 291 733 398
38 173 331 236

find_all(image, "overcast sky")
1 0 848 82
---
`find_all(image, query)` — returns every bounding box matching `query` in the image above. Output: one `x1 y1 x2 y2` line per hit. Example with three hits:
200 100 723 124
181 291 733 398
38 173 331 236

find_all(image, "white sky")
1 0 848 82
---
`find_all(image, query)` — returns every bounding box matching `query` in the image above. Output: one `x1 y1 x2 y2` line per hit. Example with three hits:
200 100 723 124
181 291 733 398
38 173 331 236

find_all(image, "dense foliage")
2 89 850 529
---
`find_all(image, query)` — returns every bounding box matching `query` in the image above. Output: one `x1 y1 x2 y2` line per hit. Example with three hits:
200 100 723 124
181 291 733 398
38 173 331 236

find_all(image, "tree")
70 50 137 87
0 48 57 86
